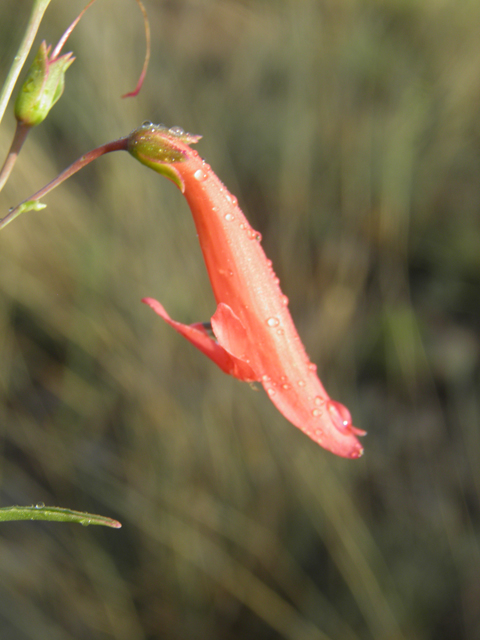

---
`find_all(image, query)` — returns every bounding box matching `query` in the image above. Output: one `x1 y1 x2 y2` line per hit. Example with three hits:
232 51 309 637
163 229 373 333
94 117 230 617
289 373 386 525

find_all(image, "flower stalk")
0 136 129 229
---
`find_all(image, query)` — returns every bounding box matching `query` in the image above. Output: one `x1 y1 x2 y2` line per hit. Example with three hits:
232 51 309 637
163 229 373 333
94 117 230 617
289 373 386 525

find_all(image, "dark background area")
1 0 480 638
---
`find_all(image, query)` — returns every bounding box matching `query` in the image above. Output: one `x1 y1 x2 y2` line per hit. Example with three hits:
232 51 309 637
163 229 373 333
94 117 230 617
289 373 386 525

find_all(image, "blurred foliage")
1 0 480 638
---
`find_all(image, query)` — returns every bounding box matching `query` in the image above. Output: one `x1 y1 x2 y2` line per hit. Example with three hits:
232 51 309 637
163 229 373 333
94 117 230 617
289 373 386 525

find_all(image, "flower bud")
14 41 74 128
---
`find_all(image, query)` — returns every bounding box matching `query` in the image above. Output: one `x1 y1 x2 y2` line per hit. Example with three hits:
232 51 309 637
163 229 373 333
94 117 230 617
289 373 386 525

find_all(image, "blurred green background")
1 0 480 638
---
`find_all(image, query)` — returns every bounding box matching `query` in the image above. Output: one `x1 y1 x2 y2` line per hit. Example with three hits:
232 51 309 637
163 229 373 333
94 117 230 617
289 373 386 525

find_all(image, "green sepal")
127 122 201 192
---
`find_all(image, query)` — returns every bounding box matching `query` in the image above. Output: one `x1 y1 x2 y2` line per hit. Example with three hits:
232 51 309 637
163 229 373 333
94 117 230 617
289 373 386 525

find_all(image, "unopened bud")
14 41 74 128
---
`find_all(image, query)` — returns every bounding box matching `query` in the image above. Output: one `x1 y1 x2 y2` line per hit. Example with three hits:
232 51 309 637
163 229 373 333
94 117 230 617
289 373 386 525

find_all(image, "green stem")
0 135 129 230
0 0 52 126
0 505 121 528
0 121 31 193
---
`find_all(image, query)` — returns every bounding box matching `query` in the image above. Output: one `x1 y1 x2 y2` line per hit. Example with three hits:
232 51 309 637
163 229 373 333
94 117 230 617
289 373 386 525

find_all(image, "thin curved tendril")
52 0 98 59
122 0 151 98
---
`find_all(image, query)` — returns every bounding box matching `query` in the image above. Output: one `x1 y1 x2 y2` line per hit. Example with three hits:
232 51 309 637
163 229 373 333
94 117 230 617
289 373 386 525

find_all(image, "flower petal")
142 298 258 382
211 303 252 360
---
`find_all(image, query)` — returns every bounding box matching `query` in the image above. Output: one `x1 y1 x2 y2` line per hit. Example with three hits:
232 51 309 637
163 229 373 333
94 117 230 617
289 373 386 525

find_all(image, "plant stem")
0 0 52 126
0 135 129 230
0 121 31 193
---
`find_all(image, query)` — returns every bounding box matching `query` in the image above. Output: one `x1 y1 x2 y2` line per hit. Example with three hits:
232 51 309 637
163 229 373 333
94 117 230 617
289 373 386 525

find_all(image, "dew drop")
142 120 152 126
194 169 206 181
255 232 262 241
327 399 352 433
277 328 284 335
281 295 289 306
312 408 322 417
262 374 270 382
308 363 318 372
240 223 245 230
266 259 273 268
282 383 291 390
314 428 324 440
225 213 234 221
230 196 238 206
35 502 45 509
314 395 324 406
267 388 276 397
297 380 306 387
267 317 280 327
169 125 184 136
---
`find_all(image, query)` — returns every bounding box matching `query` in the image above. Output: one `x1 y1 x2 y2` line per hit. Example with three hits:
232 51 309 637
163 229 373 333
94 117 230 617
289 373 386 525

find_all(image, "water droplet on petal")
282 383 291 390
312 408 322 417
297 380 306 387
314 395 324 406
281 295 289 306
225 213 234 221
142 120 152 126
267 317 280 327
255 233 262 241
277 328 284 335
267 388 276 397
35 502 45 509
308 363 318 372
327 399 352 433
194 169 206 181
262 374 270 382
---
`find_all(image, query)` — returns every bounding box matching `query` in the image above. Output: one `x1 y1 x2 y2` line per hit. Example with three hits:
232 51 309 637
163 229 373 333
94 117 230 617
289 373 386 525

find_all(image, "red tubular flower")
129 123 365 458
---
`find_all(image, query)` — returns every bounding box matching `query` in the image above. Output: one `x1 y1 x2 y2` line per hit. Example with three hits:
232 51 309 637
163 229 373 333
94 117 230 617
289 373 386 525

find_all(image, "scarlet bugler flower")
128 123 365 458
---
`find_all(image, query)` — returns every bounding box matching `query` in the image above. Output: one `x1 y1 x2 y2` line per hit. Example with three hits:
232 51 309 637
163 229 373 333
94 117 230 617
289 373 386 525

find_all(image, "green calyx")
127 122 201 191
14 41 74 128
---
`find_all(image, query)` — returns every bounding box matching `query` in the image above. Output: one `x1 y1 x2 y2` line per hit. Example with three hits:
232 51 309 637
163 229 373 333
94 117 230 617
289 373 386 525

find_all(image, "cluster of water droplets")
168 125 185 136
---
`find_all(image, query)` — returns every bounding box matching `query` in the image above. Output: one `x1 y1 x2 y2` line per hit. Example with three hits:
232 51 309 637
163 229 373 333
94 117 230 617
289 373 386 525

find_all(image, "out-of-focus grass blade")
0 505 122 528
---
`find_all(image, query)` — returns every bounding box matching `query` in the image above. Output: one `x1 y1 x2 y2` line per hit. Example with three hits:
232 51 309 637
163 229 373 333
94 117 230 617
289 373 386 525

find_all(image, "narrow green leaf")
0 505 122 528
